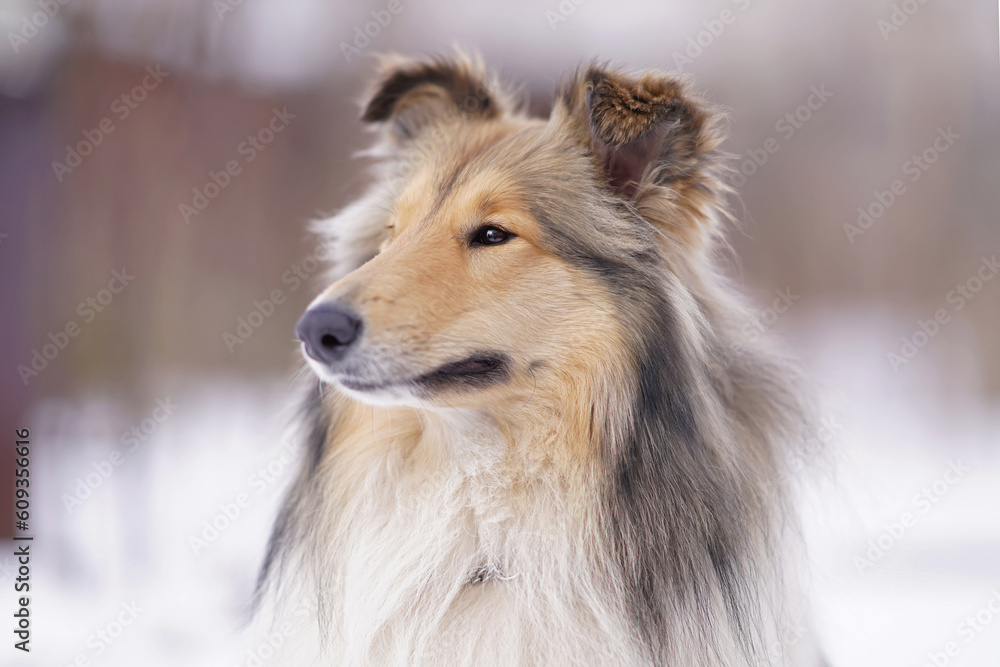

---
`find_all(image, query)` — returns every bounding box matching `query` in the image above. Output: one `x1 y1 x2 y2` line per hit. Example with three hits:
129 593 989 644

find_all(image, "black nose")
295 303 362 364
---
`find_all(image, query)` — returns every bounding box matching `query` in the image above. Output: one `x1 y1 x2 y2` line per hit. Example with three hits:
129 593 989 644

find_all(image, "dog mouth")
337 353 509 395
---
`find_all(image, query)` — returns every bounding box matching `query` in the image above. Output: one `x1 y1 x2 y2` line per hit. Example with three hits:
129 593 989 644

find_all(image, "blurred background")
0 0 998 665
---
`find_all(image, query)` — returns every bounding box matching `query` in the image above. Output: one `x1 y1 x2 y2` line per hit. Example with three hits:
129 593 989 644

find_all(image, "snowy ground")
8 310 1000 667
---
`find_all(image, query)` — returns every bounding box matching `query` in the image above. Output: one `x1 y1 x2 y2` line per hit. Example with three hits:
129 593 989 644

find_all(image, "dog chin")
303 356 424 407
336 381 424 407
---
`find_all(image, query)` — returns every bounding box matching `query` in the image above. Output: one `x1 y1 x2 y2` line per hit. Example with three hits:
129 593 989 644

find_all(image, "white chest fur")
252 407 645 666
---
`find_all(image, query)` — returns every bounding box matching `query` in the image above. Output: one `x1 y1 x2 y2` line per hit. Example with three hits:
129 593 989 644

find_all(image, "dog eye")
469 225 513 247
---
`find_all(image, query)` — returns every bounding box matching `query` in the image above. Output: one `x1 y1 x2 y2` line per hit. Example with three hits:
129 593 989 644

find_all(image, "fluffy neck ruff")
269 390 645 666
260 302 797 667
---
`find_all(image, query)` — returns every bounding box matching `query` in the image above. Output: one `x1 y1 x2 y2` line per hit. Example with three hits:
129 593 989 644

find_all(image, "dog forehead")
392 123 549 230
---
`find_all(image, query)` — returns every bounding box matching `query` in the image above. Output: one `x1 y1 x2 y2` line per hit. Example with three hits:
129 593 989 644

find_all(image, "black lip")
335 353 510 394
414 353 509 391
430 356 503 376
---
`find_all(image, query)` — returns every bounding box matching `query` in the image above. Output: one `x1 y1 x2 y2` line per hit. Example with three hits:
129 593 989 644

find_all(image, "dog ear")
361 53 504 142
555 65 724 199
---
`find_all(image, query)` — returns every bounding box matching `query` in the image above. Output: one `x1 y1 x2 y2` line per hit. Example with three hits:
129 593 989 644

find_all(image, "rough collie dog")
252 52 821 666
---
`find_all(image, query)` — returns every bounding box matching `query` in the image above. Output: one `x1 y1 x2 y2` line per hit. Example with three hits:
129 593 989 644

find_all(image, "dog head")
296 52 728 414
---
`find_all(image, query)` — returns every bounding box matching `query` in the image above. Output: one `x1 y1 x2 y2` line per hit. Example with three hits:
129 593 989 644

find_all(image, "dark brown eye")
470 225 513 247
